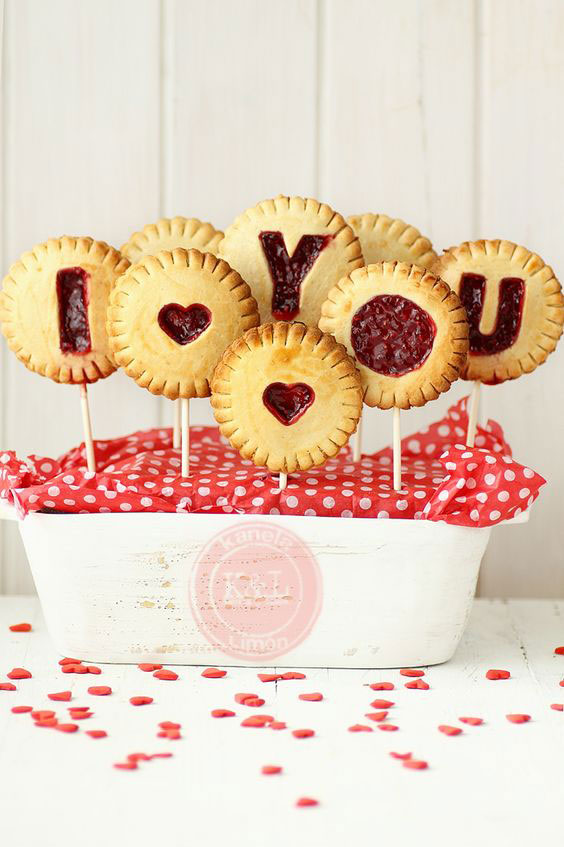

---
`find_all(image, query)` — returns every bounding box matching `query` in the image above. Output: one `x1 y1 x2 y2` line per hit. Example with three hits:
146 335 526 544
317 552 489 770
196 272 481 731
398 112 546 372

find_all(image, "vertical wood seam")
314 0 324 198
0 0 7 593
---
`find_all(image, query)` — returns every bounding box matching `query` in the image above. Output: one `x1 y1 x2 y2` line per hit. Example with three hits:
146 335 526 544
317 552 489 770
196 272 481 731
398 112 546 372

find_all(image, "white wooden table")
1 597 562 846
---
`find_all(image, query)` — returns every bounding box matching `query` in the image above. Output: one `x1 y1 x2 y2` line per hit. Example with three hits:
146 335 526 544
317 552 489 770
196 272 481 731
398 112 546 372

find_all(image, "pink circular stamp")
189 520 323 661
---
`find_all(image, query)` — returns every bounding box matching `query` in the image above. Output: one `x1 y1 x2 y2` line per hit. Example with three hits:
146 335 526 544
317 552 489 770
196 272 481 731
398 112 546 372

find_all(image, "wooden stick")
173 399 181 449
181 397 190 477
279 472 288 491
79 383 96 473
393 406 401 492
466 381 481 448
353 414 363 462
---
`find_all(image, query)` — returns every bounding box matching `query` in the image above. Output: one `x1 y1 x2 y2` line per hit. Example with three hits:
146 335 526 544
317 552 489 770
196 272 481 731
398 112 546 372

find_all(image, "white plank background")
0 0 563 596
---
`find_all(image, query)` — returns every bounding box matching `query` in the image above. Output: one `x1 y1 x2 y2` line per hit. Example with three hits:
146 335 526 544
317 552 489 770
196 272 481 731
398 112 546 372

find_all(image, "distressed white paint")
1 0 563 596
0 596 562 845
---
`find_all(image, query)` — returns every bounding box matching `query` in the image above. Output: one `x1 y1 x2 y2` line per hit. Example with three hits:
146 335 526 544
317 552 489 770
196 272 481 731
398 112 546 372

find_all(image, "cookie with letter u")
211 322 363 473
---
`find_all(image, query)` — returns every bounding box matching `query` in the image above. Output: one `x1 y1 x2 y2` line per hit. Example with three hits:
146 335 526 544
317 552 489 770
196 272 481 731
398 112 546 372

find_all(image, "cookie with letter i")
220 195 364 325
435 240 564 383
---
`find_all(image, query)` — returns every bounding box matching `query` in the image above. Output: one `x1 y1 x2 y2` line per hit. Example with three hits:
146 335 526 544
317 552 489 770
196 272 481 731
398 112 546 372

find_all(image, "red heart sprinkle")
69 706 90 713
292 728 314 738
62 664 88 674
296 797 318 807
270 721 287 730
348 724 373 732
159 721 181 730
378 723 399 731
258 674 282 683
57 723 79 733
243 697 265 708
127 753 152 763
149 752 173 759
370 699 394 709
138 663 162 672
560 680 564 687
0 683 17 691
486 669 510 680
550 703 563 711
69 712 93 720
86 666 101 674
48 691 72 702
35 718 58 728
32 710 55 720
11 705 33 714
281 672 306 680
7 668 31 680
438 724 462 736
403 759 428 770
9 622 31 632
114 761 137 770
86 730 107 739
88 686 112 696
365 711 388 722
130 696 153 706
241 716 270 728
299 692 323 702
459 716 483 726
211 709 235 718
400 669 425 677
157 729 181 739
59 657 81 666
201 668 226 678
405 679 429 690
369 682 394 690
235 692 258 705
153 669 178 681
261 765 282 775
506 713 531 723
390 751 412 760
554 646 564 655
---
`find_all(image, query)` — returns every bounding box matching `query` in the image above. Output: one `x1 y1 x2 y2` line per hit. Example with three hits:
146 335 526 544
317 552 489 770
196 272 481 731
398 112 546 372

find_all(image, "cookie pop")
0 236 129 471
435 240 564 446
108 248 259 477
121 216 224 449
320 261 469 491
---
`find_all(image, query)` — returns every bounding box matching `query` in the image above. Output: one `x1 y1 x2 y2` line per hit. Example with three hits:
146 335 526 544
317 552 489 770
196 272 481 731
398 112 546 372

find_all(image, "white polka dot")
523 468 534 479
62 475 75 484
407 439 421 453
466 478 477 489
161 486 174 496
445 462 457 471
359 498 372 510
120 503 132 512
470 510 480 521
475 435 486 446
198 487 210 496
47 486 60 496
377 510 389 519
84 494 96 504
484 474 496 486
455 478 466 489
63 498 75 506
251 497 264 507
519 488 530 499
396 499 408 511
340 509 353 518
414 490 427 499
40 462 53 473
489 510 501 521
305 488 317 496
141 497 153 507
322 496 335 509
438 490 449 502
438 425 450 437
485 455 496 465
497 491 509 502
461 451 472 459
234 486 246 497
286 496 298 508
269 508 280 515
476 492 488 503
43 500 56 508
504 470 516 482
304 509 317 517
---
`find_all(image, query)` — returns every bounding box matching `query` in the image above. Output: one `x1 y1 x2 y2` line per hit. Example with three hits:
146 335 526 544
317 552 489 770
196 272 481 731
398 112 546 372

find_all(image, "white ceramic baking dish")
0 505 513 668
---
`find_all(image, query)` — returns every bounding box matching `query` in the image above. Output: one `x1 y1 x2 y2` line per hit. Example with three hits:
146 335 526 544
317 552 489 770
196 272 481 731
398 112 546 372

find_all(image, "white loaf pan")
1 507 502 668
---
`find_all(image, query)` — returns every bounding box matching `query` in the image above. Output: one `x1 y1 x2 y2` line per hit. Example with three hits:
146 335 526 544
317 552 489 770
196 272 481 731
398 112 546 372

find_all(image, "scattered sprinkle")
138 663 162 672
153 669 178 681
201 668 226 679
211 709 236 718
86 730 107 739
270 721 287 730
261 765 282 775
87 686 112 696
370 699 394 709
550 703 563 711
377 723 399 732
403 759 428 770
365 711 388 722
114 761 137 770
9 623 31 633
281 672 306 680
241 715 272 728
369 682 394 691
32 710 55 721
459 716 483 726
390 751 412 760
7 668 31 680
258 673 282 683
438 724 462 736
296 797 318 807
48 691 72 702
86 665 102 675
299 692 323 702
348 723 373 732
0 683 17 691
56 723 79 733
130 696 153 706
400 669 425 677
11 705 33 714
405 679 429 690
159 721 181 730
59 657 81 666
506 713 531 723
292 728 314 738
486 669 510 680
554 646 564 656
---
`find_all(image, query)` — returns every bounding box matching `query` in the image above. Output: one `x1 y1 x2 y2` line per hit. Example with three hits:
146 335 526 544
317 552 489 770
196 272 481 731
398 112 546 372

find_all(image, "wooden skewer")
79 383 96 473
466 381 481 448
181 397 190 477
173 399 181 449
353 414 363 462
279 472 288 491
393 406 401 492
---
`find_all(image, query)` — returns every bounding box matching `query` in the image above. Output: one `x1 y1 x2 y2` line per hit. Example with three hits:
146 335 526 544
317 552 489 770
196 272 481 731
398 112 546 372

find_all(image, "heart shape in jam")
263 382 315 425
158 303 211 345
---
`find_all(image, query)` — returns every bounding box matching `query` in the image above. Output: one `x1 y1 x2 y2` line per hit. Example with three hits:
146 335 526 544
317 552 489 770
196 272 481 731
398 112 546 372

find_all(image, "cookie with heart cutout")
219 195 364 325
211 322 363 474
120 217 223 264
319 262 468 410
435 239 564 383
0 236 129 384
107 248 260 399
347 213 437 270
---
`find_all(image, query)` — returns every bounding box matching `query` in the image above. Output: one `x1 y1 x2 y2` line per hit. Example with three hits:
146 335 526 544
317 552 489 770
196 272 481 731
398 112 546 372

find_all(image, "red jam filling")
158 303 211 345
351 294 436 376
259 231 333 320
56 267 91 354
262 382 315 425
459 273 525 355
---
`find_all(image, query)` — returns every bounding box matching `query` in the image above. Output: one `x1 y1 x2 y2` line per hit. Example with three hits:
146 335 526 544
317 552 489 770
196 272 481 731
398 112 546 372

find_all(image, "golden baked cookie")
347 213 436 270
219 195 363 325
120 216 223 264
319 262 468 410
211 322 363 473
0 236 128 384
435 240 564 384
108 248 259 400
